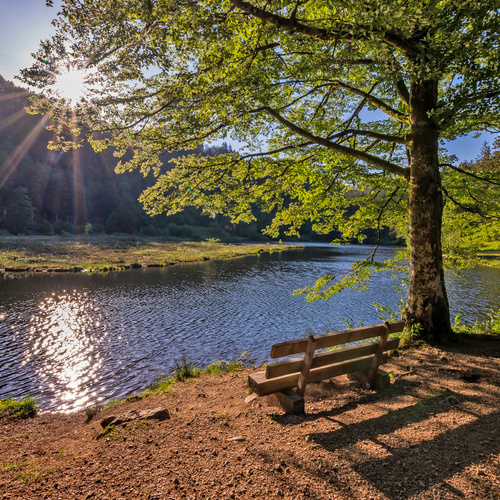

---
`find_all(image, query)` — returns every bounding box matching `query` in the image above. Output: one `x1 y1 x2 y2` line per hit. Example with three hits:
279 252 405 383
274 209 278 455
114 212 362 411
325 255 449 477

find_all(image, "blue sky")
0 0 495 162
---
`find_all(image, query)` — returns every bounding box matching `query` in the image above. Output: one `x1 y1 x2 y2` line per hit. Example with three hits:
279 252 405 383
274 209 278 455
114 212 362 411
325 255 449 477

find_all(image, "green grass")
143 353 252 398
452 309 500 335
0 235 299 273
0 396 38 419
205 360 247 374
173 356 202 381
3 462 42 484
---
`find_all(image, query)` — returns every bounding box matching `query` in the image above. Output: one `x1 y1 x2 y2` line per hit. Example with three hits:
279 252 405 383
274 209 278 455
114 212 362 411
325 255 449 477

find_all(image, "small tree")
6 187 34 235
22 0 500 341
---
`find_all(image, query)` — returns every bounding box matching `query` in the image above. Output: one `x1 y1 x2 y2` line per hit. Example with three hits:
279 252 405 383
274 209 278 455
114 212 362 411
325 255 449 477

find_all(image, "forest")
0 74 404 244
0 75 247 239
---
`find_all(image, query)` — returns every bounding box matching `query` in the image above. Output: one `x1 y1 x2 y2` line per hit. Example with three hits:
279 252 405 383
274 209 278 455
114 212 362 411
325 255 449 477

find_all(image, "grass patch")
100 424 125 441
3 462 42 484
453 309 500 335
0 235 300 273
173 356 201 382
144 356 201 395
205 360 246 374
84 404 103 420
0 396 38 419
211 410 229 421
144 352 253 398
205 351 252 374
1 433 29 441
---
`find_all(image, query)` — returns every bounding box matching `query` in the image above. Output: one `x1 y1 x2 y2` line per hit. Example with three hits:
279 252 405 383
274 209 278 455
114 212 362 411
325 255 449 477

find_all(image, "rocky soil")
1 335 499 500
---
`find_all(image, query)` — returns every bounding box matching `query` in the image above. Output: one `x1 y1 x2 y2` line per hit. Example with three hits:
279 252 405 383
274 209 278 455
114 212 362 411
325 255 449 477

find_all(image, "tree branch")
329 128 406 145
229 0 417 55
395 79 410 107
442 186 499 220
369 187 400 260
255 106 409 178
441 163 500 186
335 81 410 124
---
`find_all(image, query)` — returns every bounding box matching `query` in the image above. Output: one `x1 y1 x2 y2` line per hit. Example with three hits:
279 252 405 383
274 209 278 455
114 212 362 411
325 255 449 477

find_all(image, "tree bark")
403 79 452 342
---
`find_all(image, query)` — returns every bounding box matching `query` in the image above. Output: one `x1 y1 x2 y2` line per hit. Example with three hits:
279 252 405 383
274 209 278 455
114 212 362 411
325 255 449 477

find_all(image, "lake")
0 244 498 411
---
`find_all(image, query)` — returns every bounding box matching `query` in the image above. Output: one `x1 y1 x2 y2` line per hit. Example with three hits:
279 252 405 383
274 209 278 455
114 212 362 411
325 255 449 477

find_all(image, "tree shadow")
307 394 499 499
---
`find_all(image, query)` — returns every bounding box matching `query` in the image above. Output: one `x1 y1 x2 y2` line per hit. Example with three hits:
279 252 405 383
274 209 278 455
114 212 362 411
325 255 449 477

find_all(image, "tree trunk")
403 79 452 342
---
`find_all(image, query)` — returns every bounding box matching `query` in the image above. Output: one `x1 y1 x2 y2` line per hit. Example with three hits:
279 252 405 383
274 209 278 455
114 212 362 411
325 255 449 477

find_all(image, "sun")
51 66 89 104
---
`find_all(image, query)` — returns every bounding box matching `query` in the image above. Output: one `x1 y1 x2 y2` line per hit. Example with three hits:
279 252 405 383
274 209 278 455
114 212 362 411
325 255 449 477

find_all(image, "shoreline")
1 334 499 499
0 235 303 275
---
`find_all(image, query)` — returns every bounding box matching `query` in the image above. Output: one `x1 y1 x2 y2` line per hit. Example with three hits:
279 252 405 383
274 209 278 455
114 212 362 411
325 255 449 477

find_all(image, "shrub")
173 356 201 381
54 219 74 235
34 218 53 235
453 309 500 335
167 223 194 238
0 396 38 419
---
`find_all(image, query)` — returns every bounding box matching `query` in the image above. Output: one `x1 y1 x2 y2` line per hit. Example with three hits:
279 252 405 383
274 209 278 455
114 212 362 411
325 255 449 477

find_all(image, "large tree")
23 0 500 341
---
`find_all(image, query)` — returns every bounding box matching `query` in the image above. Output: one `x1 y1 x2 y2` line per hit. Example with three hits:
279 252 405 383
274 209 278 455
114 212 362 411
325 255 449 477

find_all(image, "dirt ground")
1 335 499 500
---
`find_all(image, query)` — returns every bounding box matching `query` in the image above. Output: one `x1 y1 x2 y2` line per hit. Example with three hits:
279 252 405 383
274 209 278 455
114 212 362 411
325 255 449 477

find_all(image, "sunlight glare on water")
24 290 104 412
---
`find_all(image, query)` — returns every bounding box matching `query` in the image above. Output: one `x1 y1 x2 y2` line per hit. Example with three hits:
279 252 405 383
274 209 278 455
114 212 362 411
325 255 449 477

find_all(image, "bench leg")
265 389 305 415
348 368 391 390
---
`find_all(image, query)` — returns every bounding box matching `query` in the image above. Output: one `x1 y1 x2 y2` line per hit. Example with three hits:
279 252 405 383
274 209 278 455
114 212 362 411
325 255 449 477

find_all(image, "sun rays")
50 66 90 104
0 111 54 191
0 62 101 223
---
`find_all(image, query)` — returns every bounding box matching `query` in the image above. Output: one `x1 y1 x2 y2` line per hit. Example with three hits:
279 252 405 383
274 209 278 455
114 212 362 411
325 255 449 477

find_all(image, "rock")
244 394 259 405
100 415 116 428
228 436 245 442
100 407 170 428
138 407 170 421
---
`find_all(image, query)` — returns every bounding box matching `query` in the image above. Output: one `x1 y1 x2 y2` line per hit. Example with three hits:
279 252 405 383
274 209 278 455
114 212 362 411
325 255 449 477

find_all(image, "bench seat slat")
270 321 404 358
265 336 400 379
249 353 388 396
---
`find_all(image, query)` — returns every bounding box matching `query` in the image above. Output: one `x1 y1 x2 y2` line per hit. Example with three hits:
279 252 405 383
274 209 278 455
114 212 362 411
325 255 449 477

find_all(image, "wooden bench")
248 320 404 414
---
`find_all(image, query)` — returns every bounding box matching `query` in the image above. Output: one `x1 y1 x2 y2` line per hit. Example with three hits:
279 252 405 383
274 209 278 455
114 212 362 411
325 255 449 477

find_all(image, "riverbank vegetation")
0 396 38 420
0 235 296 273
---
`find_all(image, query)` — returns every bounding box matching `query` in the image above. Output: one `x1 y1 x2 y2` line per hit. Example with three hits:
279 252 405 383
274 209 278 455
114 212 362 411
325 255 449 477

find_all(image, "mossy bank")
0 235 301 274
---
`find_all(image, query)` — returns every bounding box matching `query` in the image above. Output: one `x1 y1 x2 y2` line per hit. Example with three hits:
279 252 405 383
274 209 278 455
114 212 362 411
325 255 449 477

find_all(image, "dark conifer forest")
0 75 241 238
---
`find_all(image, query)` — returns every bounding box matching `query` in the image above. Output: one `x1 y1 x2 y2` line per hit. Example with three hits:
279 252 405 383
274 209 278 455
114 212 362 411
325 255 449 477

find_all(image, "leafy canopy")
23 1 500 282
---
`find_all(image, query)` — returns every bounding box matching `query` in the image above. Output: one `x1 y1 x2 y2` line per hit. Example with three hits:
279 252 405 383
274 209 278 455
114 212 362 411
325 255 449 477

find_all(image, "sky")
0 0 495 163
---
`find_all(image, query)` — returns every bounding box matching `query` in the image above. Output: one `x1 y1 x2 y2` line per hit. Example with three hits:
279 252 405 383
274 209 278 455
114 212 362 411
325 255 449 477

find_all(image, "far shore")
0 234 498 275
0 235 303 274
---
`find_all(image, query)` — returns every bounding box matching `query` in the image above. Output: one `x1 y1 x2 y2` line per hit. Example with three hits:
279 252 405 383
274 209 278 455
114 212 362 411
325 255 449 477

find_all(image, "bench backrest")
266 320 404 380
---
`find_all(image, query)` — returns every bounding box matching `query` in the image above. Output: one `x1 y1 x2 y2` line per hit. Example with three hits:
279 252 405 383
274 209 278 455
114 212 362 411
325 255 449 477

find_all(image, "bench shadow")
349 409 499 499
270 377 429 427
305 390 499 499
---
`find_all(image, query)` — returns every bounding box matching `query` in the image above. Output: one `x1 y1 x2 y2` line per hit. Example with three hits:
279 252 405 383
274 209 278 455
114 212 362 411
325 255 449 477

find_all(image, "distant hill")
0 76 404 244
0 75 239 238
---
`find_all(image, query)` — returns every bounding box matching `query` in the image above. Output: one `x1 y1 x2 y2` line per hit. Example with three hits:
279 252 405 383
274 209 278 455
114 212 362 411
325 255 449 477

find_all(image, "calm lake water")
1 244 499 411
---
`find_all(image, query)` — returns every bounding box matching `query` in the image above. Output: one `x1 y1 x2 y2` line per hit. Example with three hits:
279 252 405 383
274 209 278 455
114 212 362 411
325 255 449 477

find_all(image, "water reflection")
24 290 104 411
0 245 498 412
